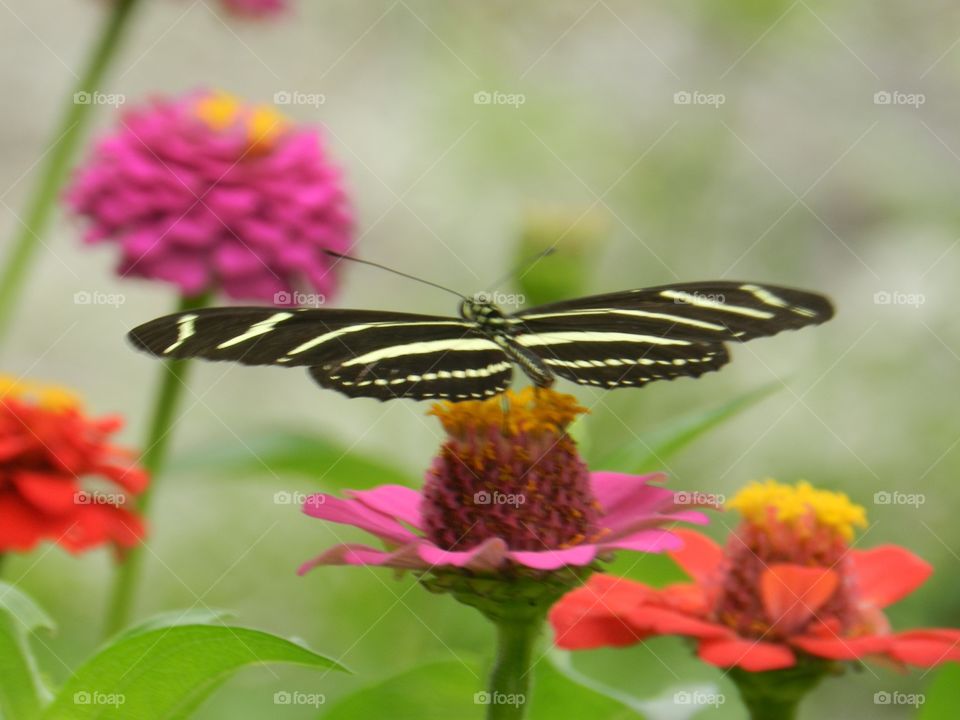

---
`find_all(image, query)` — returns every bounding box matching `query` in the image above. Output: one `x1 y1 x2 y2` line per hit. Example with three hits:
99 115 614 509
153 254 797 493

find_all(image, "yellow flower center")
0 374 79 410
727 479 866 541
429 387 587 438
194 91 288 148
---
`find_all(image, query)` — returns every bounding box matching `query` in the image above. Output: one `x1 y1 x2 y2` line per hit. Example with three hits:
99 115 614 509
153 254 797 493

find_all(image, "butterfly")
128 271 834 402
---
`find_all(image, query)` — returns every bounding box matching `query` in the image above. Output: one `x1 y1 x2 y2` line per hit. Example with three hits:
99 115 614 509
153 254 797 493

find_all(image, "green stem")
485 617 539 720
104 293 208 637
0 0 142 342
730 663 827 720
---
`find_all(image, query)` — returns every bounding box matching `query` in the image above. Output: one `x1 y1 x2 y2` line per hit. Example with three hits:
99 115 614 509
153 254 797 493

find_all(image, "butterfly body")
129 281 834 402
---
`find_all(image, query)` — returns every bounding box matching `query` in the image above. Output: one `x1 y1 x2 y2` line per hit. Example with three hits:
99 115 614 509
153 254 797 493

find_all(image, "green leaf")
112 608 235 641
918 663 960 719
321 656 644 720
592 383 781 473
0 581 55 720
172 429 417 489
40 625 348 720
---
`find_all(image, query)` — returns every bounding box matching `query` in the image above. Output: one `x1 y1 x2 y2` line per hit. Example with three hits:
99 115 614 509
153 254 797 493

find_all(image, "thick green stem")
0 0 142 341
485 618 539 720
730 663 828 720
104 294 207 637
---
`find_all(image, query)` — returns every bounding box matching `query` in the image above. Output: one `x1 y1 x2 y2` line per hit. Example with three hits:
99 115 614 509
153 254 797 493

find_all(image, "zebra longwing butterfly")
128 278 834 402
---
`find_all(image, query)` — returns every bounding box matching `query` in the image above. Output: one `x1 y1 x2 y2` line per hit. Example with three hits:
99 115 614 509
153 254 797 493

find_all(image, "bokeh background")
2 1 959 718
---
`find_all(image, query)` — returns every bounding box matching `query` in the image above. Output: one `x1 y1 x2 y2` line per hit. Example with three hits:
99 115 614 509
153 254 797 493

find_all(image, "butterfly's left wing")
128 307 513 401
511 281 833 389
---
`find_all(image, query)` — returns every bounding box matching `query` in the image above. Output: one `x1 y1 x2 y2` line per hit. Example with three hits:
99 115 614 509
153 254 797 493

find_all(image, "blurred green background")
1 1 959 717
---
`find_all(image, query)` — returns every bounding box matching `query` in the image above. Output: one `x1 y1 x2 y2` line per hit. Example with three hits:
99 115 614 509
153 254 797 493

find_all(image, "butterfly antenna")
484 247 557 292
325 251 468 301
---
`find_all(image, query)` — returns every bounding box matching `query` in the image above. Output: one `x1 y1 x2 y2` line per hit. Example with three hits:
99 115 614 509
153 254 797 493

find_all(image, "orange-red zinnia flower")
550 480 960 672
0 377 148 554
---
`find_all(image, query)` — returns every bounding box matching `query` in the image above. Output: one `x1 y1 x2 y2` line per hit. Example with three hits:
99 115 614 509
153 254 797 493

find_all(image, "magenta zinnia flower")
299 389 708 575
67 90 352 302
220 0 287 18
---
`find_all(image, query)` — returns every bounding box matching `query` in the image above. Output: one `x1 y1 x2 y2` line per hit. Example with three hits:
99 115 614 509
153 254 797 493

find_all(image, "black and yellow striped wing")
512 281 833 389
128 307 513 401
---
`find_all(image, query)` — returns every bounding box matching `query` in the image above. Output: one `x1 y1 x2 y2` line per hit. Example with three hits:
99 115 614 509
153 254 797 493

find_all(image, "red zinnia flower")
0 377 148 555
550 480 960 672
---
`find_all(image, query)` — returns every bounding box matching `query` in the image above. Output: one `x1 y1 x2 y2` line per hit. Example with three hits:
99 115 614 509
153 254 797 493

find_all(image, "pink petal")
347 485 424 530
302 494 416 544
600 528 684 554
590 472 672 530
298 542 427 574
417 537 509 572
508 544 599 570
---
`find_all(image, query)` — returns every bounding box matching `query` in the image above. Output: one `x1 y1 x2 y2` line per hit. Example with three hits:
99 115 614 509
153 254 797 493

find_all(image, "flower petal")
601 528 684 554
298 542 427 574
698 637 796 671
761 564 839 633
850 546 931 609
12 472 78 515
347 485 423 530
885 629 960 666
508 544 598 570
550 575 651 649
789 634 890 661
301 494 416 544
590 472 673 532
667 528 724 584
416 537 509 572
627 605 730 640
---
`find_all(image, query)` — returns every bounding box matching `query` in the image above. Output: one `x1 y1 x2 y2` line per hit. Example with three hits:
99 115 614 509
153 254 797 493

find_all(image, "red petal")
12 471 78 515
698 638 796 671
627 605 730 640
0 493 55 552
58 505 144 553
667 528 723 584
790 634 889 660
761 564 838 633
850 546 931 609
549 575 650 649
886 629 960 667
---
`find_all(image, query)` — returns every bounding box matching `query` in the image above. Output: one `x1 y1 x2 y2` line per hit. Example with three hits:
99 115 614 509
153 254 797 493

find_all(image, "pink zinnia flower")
299 389 708 575
220 0 287 18
67 90 352 303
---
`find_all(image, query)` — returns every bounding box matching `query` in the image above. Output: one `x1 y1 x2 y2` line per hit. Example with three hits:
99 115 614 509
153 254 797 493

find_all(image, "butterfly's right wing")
128 307 513 401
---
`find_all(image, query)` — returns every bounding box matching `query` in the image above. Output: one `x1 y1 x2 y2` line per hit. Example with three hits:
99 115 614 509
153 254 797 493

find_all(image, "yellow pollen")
728 479 866 541
0 374 79 410
429 387 587 437
195 91 288 148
